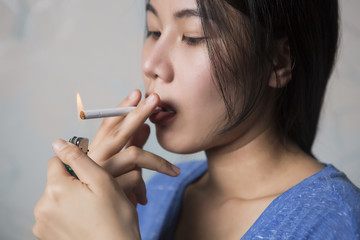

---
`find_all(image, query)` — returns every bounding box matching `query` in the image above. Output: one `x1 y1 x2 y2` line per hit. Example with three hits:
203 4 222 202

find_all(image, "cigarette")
80 107 136 120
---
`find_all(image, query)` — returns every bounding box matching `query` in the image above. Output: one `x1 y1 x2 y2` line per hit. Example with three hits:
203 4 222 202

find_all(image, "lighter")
63 136 89 179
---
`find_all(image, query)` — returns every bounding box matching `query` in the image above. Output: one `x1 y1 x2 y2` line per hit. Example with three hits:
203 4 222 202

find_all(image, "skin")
33 0 324 239
143 0 325 239
143 0 225 154
33 92 181 240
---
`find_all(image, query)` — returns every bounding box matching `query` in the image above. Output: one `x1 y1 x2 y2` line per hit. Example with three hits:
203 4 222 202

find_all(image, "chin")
156 130 204 154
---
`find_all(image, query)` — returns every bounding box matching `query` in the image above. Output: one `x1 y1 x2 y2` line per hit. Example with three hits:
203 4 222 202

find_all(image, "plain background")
0 0 359 239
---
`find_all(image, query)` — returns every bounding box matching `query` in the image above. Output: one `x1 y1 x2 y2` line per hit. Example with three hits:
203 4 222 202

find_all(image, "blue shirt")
137 161 360 239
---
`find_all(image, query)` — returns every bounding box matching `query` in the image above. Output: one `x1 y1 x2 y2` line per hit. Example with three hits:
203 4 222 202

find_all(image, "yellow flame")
77 93 84 118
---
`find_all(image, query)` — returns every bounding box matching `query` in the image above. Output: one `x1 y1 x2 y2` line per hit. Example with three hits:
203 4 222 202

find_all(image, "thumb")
52 139 111 191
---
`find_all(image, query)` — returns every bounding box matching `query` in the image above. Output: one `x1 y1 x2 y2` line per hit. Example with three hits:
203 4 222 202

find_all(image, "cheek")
176 47 223 112
158 48 227 153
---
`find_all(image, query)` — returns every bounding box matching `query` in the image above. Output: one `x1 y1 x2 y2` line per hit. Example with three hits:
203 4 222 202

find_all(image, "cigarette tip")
80 111 86 120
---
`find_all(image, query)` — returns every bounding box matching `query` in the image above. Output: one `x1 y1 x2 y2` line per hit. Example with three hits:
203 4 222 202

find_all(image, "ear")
268 37 292 88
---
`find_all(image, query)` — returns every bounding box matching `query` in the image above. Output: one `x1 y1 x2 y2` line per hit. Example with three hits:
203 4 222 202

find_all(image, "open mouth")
150 101 177 125
155 105 176 114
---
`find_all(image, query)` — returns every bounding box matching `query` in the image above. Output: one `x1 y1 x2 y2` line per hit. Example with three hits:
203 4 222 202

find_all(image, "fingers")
115 93 159 144
89 93 159 163
46 156 71 185
106 94 159 151
99 89 142 127
103 146 180 178
33 195 49 239
115 171 147 206
125 124 151 148
89 90 142 158
52 139 110 191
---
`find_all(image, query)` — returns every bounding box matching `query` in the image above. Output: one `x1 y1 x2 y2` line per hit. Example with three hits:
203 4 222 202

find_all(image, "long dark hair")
196 0 339 156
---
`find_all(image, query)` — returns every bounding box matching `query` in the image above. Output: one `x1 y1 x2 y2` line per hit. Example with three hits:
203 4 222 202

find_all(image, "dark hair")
196 0 339 156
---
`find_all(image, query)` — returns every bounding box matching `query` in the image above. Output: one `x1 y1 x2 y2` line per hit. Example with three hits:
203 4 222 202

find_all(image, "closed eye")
146 31 207 46
183 36 207 46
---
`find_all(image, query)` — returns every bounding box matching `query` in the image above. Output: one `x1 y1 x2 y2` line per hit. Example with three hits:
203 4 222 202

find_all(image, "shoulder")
247 164 360 240
290 164 360 238
303 164 360 218
307 164 360 238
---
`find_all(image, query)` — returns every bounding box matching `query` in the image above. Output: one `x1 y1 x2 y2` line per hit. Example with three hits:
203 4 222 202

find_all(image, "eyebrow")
146 3 202 19
145 3 158 16
175 9 201 19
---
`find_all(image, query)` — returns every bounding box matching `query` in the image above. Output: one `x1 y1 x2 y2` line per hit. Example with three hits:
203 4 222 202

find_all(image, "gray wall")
0 0 359 239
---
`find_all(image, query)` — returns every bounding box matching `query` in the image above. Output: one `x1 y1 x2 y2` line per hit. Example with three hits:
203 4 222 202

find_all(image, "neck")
204 125 303 200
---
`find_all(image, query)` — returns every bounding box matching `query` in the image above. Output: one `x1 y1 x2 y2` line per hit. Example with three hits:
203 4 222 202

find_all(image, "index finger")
112 93 160 148
96 89 142 129
103 147 180 178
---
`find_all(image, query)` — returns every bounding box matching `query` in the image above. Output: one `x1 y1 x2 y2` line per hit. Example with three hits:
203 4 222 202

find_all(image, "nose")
142 36 174 83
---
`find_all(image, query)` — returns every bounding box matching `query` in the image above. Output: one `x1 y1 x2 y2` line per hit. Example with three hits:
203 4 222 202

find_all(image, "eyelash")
146 31 161 39
146 31 207 46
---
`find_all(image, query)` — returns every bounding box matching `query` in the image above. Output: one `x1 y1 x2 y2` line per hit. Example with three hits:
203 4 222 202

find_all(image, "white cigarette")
80 107 136 120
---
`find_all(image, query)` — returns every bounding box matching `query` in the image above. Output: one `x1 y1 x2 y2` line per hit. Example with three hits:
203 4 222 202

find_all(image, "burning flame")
77 93 84 119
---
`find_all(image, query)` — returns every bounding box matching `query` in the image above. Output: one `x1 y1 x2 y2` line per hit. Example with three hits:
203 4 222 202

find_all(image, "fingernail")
129 90 138 100
171 165 181 176
52 139 67 152
146 94 156 104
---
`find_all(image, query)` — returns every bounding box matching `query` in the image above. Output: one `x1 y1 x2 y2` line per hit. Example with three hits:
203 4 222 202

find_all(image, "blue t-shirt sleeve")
292 202 359 239
305 168 360 239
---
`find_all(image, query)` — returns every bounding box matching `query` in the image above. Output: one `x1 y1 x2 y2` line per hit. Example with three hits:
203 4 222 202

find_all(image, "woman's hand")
89 90 154 163
33 91 181 239
33 139 141 240
87 90 180 206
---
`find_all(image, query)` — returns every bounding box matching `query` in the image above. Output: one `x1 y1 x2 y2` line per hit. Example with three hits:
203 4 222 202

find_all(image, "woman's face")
142 0 228 153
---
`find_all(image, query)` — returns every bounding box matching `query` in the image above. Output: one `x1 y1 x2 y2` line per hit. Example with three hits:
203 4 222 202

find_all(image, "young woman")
33 0 360 239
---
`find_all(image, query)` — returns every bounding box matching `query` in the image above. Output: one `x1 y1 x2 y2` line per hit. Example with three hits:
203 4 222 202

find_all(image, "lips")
150 101 177 125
